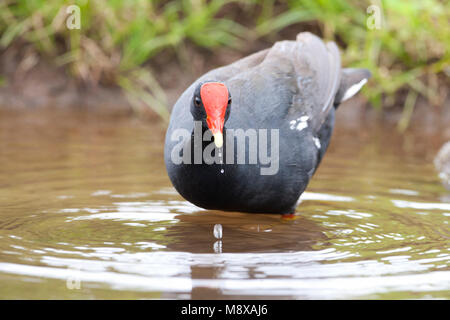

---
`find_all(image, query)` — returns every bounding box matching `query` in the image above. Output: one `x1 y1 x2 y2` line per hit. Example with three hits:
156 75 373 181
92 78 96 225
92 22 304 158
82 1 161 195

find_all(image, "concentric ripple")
0 112 449 299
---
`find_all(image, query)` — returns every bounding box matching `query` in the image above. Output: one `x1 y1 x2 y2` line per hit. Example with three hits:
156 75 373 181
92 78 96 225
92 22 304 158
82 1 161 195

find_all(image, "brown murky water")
0 110 449 299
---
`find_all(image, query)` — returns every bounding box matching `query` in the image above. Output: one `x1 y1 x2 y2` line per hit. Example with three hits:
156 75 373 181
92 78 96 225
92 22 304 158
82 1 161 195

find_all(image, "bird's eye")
228 98 232 105
194 96 201 107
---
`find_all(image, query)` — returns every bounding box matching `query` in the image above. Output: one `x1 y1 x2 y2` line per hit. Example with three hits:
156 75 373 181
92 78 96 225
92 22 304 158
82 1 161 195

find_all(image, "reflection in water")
392 199 450 211
213 224 223 240
0 111 449 299
213 224 223 253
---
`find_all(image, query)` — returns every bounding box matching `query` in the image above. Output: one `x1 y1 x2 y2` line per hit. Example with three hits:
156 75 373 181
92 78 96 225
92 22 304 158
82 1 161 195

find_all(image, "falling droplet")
213 224 223 239
220 169 224 174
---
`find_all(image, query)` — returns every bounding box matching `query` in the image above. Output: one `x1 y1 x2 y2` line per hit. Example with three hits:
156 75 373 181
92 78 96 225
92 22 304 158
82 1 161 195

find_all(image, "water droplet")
213 224 223 239
220 169 224 174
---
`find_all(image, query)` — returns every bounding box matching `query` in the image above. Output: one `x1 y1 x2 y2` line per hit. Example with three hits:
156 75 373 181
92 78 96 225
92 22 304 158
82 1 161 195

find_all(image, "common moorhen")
164 32 370 215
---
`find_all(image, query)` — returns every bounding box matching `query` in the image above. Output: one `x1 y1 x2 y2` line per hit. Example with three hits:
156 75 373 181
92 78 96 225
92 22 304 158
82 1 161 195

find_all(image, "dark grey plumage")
164 32 370 214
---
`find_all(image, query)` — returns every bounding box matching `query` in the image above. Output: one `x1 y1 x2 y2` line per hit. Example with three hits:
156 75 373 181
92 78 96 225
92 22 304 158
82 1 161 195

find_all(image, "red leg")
281 212 297 220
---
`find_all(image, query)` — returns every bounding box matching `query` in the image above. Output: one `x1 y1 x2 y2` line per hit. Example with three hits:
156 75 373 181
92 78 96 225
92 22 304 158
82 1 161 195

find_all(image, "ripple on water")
1 188 449 299
0 116 449 299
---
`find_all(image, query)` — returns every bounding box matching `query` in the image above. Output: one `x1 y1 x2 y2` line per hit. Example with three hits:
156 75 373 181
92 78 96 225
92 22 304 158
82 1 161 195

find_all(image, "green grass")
0 0 449 127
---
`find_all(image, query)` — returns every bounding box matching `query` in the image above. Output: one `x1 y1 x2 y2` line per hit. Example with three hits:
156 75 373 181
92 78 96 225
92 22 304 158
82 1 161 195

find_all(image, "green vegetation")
0 0 449 127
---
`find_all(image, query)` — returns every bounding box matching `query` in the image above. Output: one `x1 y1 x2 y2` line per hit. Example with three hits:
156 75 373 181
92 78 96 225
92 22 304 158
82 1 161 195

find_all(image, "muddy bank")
0 46 131 116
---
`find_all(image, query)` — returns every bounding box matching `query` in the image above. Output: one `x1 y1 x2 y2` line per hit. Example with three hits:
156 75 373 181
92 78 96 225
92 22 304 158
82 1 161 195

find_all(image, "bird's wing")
264 32 341 132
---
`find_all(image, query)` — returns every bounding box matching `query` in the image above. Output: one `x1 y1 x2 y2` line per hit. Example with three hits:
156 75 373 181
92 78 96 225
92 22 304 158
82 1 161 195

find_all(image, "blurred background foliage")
0 0 449 127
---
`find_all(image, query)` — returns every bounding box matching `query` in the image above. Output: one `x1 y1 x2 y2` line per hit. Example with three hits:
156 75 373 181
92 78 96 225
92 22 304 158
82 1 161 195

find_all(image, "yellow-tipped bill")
213 132 223 148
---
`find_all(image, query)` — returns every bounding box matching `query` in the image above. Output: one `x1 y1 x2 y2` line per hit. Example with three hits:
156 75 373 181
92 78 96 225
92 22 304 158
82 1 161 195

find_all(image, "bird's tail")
334 68 371 107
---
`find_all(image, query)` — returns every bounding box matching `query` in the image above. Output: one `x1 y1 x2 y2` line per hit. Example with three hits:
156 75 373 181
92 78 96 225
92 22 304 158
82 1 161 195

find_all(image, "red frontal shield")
200 82 229 136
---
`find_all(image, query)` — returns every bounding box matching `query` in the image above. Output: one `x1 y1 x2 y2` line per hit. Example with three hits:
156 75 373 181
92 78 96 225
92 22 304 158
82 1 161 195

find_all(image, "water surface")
0 110 449 299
